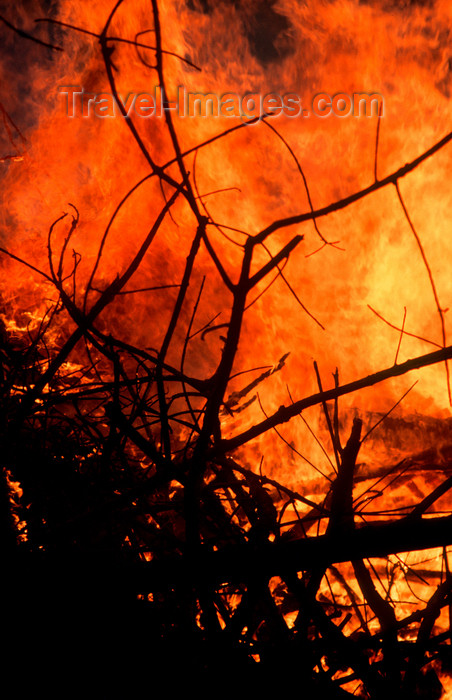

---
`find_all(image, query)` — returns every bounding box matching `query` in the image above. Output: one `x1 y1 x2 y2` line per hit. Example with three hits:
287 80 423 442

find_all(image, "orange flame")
1 0 452 690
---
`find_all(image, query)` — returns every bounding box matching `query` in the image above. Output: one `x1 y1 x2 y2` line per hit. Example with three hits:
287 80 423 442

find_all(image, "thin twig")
1 14 62 51
395 181 451 405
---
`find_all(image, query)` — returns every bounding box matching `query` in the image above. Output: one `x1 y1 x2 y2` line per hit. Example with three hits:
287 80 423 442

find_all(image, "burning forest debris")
1 0 452 696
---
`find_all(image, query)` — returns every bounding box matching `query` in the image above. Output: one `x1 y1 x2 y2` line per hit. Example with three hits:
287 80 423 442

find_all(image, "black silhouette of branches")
1 2 451 696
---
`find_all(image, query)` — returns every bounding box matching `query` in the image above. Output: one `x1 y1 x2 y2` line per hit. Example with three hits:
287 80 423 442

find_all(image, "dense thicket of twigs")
1 2 452 696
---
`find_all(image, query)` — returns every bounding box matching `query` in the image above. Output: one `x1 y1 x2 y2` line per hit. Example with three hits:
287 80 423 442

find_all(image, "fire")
4 468 27 542
1 0 452 694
